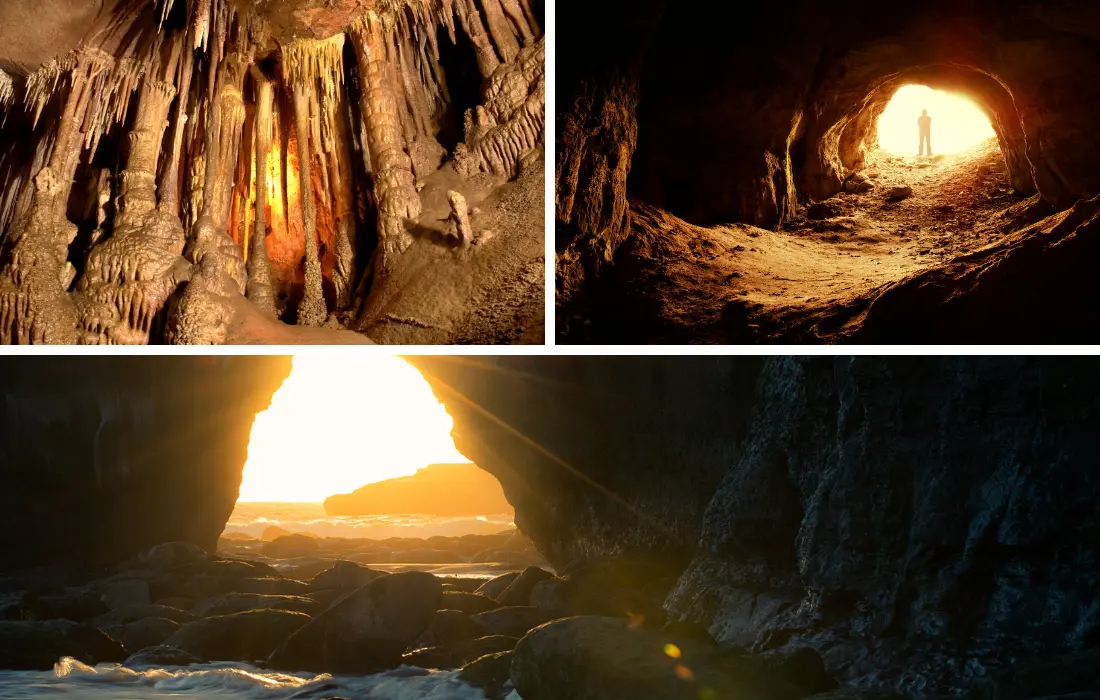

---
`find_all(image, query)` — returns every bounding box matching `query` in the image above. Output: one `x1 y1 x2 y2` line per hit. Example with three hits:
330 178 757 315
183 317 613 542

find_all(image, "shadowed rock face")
556 0 1100 343
411 356 1100 691
0 356 291 573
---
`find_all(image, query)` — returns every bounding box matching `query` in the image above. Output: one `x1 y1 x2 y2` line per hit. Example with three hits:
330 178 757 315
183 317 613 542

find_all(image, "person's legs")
918 133 925 156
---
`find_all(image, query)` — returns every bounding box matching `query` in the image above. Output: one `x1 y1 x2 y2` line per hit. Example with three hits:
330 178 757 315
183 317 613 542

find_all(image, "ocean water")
224 503 515 540
0 658 508 699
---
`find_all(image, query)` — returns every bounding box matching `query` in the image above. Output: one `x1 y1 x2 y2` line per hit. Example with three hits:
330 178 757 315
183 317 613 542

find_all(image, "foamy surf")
0 658 493 699
225 502 514 540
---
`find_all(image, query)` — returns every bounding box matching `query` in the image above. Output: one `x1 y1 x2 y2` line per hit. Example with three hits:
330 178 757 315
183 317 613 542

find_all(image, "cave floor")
617 138 1037 343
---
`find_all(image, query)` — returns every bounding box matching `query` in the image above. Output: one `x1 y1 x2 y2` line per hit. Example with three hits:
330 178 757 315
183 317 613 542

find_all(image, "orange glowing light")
664 644 682 659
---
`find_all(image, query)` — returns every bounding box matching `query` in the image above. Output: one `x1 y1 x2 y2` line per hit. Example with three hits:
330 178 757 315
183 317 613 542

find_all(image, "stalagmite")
455 0 501 78
329 103 358 315
247 71 277 316
0 47 113 344
349 11 422 273
447 190 472 244
291 83 327 327
282 34 346 326
75 76 190 345
455 38 544 179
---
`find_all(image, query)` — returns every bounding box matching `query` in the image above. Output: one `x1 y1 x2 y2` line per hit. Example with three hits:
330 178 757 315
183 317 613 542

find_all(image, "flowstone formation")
557 0 1100 344
0 0 545 344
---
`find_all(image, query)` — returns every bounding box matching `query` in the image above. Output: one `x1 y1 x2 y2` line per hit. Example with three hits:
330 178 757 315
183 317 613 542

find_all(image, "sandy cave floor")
624 137 1034 342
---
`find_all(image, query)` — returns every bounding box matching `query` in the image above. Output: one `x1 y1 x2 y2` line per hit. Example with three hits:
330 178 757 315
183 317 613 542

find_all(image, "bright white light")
876 85 995 155
238 355 469 502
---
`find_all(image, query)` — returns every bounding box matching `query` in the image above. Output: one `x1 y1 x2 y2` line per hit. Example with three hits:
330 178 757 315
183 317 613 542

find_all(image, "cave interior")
556 0 1100 344
0 0 546 345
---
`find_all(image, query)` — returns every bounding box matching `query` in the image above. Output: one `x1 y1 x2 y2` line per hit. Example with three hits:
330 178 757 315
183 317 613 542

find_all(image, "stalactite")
74 74 190 345
247 71 276 316
0 47 114 344
160 23 197 214
291 84 326 327
329 97 358 315
498 0 536 40
477 0 521 64
0 69 14 111
454 0 500 78
349 11 422 275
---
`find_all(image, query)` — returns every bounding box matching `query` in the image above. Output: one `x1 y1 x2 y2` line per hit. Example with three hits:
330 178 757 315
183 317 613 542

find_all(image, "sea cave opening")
223 354 543 581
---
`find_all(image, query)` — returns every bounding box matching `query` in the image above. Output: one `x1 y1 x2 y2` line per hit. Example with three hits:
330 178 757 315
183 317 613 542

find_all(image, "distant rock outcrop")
323 463 512 516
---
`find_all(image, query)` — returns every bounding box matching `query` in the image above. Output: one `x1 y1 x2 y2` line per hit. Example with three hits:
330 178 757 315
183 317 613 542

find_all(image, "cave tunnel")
0 0 547 346
557 0 1100 345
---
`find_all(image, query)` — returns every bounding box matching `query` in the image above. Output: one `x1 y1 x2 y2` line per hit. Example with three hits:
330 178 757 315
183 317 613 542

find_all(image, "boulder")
475 572 521 600
99 578 152 609
261 526 292 542
511 616 806 700
968 649 1100 700
471 606 555 638
130 542 210 571
163 559 282 598
807 200 844 220
100 617 181 650
92 604 195 627
744 647 837 696
441 577 486 593
408 610 487 650
123 645 202 668
266 571 442 673
164 609 311 662
0 620 124 670
310 561 384 591
261 534 320 558
459 650 515 700
496 567 555 607
884 186 913 202
155 597 194 611
402 635 519 669
441 591 499 615
191 593 321 617
19 591 107 622
236 577 311 596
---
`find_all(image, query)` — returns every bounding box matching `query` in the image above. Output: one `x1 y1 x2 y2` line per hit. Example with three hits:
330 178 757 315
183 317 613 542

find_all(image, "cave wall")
414 355 1100 692
0 356 291 573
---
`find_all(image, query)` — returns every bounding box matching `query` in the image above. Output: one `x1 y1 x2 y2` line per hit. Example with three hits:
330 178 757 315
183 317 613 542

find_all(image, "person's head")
922 109 928 116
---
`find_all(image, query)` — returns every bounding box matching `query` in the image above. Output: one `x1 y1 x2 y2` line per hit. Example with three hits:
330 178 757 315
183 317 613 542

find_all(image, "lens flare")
876 85 995 156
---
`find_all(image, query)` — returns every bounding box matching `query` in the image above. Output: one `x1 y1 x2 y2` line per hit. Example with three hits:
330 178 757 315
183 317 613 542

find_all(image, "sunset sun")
238 355 469 502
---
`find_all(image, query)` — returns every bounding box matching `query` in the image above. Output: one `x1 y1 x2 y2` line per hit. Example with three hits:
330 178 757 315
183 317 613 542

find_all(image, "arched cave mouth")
221 354 544 578
0 0 546 345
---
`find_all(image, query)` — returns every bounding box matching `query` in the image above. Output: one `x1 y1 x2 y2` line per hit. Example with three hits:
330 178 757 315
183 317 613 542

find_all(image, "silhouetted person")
918 109 932 156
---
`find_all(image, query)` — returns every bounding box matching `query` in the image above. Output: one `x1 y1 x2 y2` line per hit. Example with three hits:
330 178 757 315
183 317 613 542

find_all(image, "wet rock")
191 593 321 617
100 617 181 650
0 621 123 669
19 591 107 622
306 589 345 607
408 610 488 650
745 647 837 696
969 649 1100 700
267 571 442 673
131 542 210 571
661 620 718 647
402 635 519 669
155 597 194 611
262 534 320 558
237 577 311 596
261 526 292 542
165 559 283 598
310 561 384 592
100 578 151 609
123 645 202 667
164 609 311 662
471 606 555 638
441 591 499 615
511 616 805 700
475 572 521 600
459 650 515 700
496 566 555 607
442 577 488 593
530 576 664 623
885 186 913 202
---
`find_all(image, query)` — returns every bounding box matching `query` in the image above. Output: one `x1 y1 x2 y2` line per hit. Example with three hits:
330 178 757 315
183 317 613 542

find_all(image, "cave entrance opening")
223 354 538 579
875 85 995 157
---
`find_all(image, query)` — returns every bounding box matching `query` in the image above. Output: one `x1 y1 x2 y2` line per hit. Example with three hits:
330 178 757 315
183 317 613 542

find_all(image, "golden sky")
238 355 469 502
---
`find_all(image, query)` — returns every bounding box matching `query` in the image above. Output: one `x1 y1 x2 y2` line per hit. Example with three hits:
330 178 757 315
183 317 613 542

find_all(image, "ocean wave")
224 503 514 540
0 659 489 699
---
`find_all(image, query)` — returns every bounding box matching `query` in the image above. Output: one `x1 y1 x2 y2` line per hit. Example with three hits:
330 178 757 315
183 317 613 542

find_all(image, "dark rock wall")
0 356 291 573
414 356 1100 692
